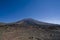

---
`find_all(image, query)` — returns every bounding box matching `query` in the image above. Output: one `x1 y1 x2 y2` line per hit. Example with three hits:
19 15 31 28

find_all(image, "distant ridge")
0 18 59 28
12 18 60 26
0 18 60 25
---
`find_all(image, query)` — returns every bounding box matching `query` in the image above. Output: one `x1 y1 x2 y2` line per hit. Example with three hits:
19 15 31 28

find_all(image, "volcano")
0 18 60 40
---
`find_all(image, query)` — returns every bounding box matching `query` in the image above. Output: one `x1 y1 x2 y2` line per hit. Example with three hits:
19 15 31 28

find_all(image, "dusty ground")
0 26 60 40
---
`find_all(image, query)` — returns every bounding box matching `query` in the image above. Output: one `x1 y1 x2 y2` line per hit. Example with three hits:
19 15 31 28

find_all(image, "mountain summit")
15 18 59 25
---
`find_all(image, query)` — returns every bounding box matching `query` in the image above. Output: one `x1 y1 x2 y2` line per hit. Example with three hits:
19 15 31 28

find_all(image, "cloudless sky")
0 0 60 24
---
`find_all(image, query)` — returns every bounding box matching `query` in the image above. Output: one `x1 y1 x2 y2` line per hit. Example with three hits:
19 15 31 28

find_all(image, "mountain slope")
3 18 60 30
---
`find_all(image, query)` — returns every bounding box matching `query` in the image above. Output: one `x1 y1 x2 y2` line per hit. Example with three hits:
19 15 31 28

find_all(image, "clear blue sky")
0 0 60 24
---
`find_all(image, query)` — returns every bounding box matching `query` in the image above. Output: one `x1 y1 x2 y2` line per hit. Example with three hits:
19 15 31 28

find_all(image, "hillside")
0 18 60 40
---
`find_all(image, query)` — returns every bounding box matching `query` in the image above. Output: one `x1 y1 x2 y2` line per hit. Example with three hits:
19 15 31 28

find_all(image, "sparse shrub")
50 33 55 37
48 26 57 30
29 37 33 39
